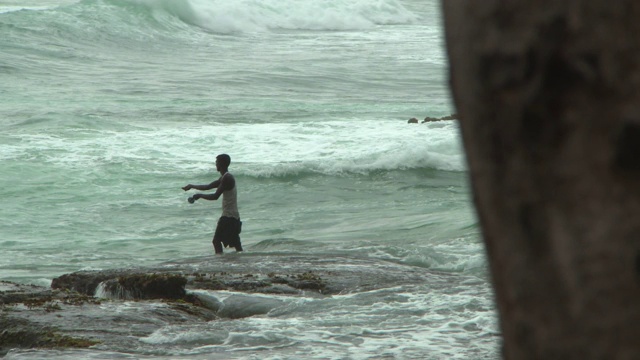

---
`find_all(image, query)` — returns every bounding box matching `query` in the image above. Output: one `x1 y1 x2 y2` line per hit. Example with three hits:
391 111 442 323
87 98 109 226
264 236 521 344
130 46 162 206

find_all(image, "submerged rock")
216 294 285 319
407 114 458 124
0 281 102 356
0 279 217 356
2 254 454 356
0 316 100 356
423 114 458 123
439 114 458 121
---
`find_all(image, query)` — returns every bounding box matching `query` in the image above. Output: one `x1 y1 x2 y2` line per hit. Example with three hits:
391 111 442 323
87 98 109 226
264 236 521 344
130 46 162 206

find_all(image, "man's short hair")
217 154 231 168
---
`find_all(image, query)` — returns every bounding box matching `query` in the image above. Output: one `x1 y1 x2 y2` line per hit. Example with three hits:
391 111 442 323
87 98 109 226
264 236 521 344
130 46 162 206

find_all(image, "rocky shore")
0 254 446 357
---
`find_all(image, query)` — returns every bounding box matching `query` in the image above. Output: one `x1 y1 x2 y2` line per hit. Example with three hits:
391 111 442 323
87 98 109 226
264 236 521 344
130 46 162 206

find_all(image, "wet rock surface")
1 254 452 356
407 114 458 124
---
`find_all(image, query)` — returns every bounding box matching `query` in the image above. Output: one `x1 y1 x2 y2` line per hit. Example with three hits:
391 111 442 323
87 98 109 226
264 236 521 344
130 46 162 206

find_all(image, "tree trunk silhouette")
442 1 640 359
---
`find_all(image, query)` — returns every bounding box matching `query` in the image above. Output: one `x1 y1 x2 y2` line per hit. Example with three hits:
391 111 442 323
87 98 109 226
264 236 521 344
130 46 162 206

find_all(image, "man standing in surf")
182 154 243 254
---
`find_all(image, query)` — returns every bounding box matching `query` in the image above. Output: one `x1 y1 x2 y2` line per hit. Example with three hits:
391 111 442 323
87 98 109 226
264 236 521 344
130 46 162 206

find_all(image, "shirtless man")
182 154 243 254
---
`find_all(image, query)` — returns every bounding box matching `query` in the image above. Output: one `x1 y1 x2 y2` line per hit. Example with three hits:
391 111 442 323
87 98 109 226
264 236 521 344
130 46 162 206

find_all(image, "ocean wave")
0 0 420 39
227 121 466 176
1 120 466 177
240 151 464 178
0 121 466 178
126 0 420 33
0 0 80 14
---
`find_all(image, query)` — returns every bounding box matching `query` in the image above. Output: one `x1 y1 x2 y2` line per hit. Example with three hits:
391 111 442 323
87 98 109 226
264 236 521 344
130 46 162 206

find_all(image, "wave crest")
0 0 420 49
132 0 420 33
241 152 464 179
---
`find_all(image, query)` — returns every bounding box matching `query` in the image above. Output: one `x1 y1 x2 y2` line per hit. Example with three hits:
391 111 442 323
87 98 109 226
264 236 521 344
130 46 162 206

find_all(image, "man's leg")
212 237 223 254
234 219 243 252
212 218 224 254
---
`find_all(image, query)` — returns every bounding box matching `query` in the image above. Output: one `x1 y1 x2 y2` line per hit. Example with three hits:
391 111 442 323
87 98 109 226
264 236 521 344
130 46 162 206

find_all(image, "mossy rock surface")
0 316 99 356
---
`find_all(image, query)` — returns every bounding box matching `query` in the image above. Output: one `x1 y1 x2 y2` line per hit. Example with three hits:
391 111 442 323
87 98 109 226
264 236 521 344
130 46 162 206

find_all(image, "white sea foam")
184 285 499 359
0 0 83 14
1 120 465 176
141 325 229 345
94 280 131 300
133 0 420 33
136 283 497 359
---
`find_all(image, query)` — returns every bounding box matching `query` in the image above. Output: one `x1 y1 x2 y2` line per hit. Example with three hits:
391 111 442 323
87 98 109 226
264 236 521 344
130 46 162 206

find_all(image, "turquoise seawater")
0 0 499 358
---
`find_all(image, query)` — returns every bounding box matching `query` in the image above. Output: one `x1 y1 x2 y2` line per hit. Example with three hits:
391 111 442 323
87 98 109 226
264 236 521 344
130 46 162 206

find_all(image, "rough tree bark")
442 1 640 359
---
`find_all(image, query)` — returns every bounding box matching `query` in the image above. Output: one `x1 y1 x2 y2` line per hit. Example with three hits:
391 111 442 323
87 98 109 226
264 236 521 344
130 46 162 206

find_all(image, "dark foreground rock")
1 254 454 357
444 0 640 358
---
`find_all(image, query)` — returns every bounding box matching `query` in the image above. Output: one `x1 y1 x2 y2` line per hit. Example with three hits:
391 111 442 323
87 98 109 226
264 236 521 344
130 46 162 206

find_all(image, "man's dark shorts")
213 216 242 252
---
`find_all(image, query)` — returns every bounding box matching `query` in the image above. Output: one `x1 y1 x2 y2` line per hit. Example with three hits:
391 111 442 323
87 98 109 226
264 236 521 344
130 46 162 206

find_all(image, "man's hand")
182 184 193 191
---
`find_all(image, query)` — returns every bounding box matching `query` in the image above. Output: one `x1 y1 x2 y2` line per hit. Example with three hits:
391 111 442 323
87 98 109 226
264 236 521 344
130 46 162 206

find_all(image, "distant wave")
1 120 466 177
239 142 466 177
131 0 420 33
240 152 465 178
175 120 466 176
0 0 420 39
0 0 79 14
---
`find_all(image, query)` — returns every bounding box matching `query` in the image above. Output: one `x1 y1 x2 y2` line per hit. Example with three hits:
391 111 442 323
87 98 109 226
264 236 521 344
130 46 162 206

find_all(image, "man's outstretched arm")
189 175 234 202
182 179 220 191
